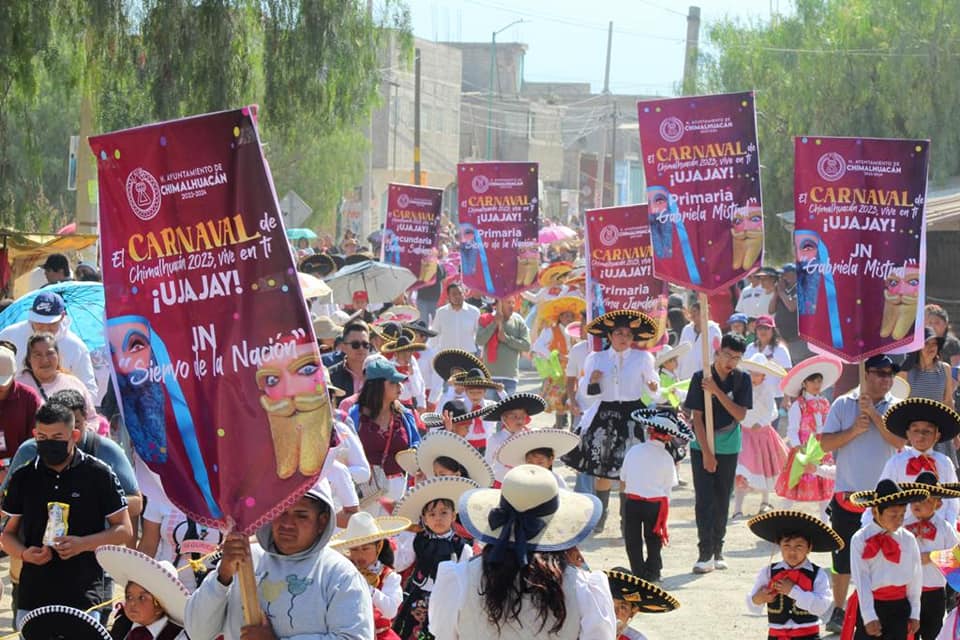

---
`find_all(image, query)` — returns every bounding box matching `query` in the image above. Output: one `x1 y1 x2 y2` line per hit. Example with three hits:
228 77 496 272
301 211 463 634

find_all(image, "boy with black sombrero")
482 393 548 486
605 567 680 639
898 471 960 640
381 335 428 410
448 367 503 453
877 398 960 525
846 479 929 640
746 509 841 639
430 349 490 410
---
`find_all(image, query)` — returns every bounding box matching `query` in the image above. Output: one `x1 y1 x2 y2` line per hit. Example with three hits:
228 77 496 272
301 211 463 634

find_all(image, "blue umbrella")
0 282 106 351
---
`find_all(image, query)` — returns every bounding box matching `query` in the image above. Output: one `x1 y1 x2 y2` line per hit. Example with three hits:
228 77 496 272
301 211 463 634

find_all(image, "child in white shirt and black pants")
620 408 693 583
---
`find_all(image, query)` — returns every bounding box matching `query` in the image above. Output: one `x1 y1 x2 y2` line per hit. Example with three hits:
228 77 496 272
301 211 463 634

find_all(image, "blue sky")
404 0 786 95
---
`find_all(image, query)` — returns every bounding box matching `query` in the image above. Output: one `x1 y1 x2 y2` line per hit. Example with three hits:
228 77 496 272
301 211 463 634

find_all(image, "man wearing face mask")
0 402 132 628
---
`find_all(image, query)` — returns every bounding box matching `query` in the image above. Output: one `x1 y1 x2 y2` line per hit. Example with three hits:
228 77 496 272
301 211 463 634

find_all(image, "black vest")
110 610 184 640
766 563 821 627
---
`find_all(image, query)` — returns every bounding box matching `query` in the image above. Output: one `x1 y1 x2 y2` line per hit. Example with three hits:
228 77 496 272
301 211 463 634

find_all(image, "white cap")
0 347 16 386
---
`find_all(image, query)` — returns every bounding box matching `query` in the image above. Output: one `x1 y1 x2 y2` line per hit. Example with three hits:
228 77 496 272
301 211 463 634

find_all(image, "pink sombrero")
780 354 843 398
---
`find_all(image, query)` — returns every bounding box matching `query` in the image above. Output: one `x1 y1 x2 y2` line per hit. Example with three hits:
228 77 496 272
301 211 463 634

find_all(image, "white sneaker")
692 559 715 574
714 556 729 570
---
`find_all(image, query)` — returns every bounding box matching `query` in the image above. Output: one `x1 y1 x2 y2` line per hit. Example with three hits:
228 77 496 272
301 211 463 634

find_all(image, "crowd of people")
1 239 960 640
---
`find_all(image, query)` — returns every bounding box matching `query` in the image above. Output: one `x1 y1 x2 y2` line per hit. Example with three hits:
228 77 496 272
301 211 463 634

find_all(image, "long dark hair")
902 340 943 372
479 545 569 634
757 325 781 349
357 378 402 417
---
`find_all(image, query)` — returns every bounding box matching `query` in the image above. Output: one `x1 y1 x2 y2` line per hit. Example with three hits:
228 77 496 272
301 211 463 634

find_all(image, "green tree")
701 0 960 261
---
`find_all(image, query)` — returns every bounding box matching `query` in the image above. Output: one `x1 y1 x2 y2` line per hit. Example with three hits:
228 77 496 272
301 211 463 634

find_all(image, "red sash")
839 588 912 640
833 491 866 514
769 625 820 639
626 494 670 544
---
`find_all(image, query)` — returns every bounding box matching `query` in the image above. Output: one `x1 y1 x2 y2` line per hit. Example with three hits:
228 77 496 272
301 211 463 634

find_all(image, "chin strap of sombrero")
487 495 559 566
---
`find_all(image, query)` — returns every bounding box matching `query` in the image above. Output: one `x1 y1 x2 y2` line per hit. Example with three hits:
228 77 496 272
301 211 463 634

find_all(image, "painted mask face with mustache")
881 265 920 340
257 342 332 480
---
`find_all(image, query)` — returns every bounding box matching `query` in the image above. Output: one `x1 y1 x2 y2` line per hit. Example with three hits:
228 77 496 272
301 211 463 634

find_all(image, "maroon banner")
457 162 539 297
382 183 443 289
585 205 669 348
90 108 331 533
794 136 929 361
638 91 763 293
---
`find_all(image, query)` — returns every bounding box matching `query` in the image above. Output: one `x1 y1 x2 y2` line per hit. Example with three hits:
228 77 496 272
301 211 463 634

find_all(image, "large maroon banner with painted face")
638 91 763 294
794 136 929 361
457 162 539 298
90 108 332 534
382 183 443 289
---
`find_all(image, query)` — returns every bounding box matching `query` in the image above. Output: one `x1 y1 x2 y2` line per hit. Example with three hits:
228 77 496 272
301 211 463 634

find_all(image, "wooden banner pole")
699 293 715 454
238 554 264 626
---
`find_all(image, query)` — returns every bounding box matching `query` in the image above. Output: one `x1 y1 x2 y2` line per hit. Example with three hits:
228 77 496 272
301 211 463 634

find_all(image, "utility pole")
390 80 400 172
414 48 422 185
360 0 376 243
595 21 613 208
486 20 525 160
682 6 701 96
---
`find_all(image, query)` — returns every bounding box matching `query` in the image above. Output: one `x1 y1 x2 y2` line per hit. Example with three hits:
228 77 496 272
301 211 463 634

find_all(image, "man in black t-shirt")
0 403 131 628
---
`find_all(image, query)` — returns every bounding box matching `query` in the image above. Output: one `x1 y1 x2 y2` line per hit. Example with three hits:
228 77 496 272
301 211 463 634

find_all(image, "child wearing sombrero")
745 510 841 639
482 393 548 486
495 427 580 489
606 567 680 639
876 398 960 526
330 512 412 639
430 349 490 412
846 479 929 640
382 335 429 411
531 296 584 429
620 408 693 583
392 476 478 640
448 368 503 453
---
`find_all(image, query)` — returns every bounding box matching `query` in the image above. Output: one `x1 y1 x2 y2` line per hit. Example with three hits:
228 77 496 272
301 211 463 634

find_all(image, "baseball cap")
727 313 748 326
39 253 69 273
864 354 900 373
0 347 15 386
755 315 776 329
780 263 797 273
28 292 66 324
365 358 407 383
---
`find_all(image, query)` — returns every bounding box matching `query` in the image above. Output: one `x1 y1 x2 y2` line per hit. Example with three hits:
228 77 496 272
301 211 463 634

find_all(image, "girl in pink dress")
774 355 843 520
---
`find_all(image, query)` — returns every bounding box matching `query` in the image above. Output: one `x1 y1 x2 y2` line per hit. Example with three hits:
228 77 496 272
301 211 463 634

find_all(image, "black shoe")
825 607 845 634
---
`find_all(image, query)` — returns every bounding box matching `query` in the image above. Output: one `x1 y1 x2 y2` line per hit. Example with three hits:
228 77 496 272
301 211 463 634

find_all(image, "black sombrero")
344 251 376 266
381 335 427 355
373 321 415 343
747 509 844 552
851 478 930 509
405 319 438 338
20 605 112 640
299 253 338 277
451 367 504 391
897 471 960 499
884 398 960 443
585 309 657 341
484 393 547 422
440 399 495 424
631 407 694 441
433 349 490 381
605 567 680 613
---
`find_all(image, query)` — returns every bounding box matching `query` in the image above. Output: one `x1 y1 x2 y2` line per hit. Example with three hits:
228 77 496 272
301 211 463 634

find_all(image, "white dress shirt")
850 520 923 623
677 322 723 380
745 342 792 399
429 303 481 353
736 286 775 317
580 348 659 430
369 565 404 619
485 427 527 483
565 340 596 426
746 559 832 624
129 616 188 640
398 357 426 409
878 447 959 526
620 440 676 498
742 380 777 428
903 513 959 589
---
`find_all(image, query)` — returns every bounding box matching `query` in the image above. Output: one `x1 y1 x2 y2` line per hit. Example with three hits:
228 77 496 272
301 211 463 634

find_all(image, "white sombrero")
891 375 911 402
329 511 411 549
417 431 495 487
20 605 111 640
459 465 601 558
496 429 581 469
95 545 190 625
655 342 691 368
739 352 787 378
395 448 419 476
395 476 479 521
779 354 844 397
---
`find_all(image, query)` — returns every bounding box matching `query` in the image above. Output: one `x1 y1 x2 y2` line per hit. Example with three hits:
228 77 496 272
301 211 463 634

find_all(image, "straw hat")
538 296 586 325
95 545 190 625
395 448 419 475
396 476 479 521
20 605 111 640
631 407 694 441
417 431 495 487
484 393 547 422
747 509 844 553
605 568 681 613
312 315 343 341
538 262 574 287
496 429 580 468
381 335 427 355
450 367 504 391
380 305 420 323
898 471 960 499
655 342 691 368
884 398 960 443
585 309 657 341
739 353 787 378
433 349 490 381
459 465 600 559
850 479 930 509
329 512 411 549
890 376 911 402
779 354 843 397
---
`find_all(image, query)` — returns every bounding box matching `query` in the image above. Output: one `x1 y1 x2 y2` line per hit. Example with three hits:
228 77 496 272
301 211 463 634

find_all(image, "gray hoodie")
184 483 374 640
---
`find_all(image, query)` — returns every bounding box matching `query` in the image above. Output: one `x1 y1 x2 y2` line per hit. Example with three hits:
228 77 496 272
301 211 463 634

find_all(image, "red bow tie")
907 520 937 541
395 365 411 374
767 568 813 592
907 455 937 476
863 532 901 563
472 404 484 412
